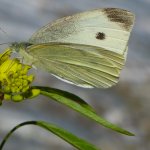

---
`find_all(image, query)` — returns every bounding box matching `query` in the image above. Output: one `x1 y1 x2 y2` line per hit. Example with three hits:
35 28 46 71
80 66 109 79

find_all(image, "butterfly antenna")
0 27 8 35
0 42 11 45
0 26 11 42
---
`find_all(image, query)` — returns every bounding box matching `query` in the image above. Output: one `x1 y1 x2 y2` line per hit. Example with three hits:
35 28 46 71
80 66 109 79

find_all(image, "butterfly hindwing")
27 43 125 88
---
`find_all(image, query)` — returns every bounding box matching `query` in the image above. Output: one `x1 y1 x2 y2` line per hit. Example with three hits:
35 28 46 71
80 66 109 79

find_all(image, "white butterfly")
10 8 135 88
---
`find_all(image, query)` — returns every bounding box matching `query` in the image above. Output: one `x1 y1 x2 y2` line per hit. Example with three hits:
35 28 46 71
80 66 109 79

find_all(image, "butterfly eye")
96 32 105 40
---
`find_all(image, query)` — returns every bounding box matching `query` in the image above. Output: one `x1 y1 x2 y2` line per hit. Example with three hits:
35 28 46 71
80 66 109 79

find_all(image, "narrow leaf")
0 121 100 150
32 86 134 136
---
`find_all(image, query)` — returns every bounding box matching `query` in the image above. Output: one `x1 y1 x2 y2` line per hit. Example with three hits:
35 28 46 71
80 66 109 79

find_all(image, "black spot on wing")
102 8 134 31
96 32 105 40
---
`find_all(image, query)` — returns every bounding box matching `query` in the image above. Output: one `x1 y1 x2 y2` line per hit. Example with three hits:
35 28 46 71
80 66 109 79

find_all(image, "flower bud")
12 94 24 102
29 89 40 99
4 94 11 100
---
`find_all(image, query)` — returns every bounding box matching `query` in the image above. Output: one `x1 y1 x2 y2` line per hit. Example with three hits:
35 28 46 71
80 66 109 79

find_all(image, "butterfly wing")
29 8 134 55
26 8 134 88
27 43 125 88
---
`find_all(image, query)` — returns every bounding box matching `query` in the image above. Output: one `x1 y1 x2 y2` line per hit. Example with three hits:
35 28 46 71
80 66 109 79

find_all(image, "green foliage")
33 86 134 136
0 121 99 150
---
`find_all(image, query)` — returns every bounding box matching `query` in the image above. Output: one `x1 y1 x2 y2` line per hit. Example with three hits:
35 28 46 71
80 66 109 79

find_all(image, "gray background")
0 0 150 150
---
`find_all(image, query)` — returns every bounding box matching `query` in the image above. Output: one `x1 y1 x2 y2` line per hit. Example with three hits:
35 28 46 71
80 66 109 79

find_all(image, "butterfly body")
10 8 135 88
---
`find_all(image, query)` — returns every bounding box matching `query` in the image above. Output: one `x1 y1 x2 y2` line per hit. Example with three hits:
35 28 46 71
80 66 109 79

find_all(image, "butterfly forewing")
29 8 134 55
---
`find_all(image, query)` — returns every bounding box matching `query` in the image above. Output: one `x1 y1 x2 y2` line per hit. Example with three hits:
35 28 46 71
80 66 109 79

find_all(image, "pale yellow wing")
29 8 134 55
27 43 125 88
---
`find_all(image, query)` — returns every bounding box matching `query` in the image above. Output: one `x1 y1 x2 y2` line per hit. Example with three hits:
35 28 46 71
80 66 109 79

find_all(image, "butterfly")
9 8 135 88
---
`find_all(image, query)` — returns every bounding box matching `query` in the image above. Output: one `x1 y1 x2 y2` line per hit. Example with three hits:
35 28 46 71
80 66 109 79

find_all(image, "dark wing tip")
102 8 135 31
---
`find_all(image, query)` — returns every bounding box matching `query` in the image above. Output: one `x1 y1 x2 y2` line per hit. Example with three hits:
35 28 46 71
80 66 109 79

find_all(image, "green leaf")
0 121 100 150
32 86 134 136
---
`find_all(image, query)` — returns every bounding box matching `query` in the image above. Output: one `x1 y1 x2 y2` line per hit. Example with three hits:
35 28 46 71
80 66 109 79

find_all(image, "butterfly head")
10 42 32 53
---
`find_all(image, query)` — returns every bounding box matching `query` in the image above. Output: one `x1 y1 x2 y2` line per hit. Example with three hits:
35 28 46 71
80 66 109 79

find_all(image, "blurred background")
0 0 150 150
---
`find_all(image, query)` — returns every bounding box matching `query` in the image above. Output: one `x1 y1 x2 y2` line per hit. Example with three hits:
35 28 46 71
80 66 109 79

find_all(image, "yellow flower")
0 49 40 105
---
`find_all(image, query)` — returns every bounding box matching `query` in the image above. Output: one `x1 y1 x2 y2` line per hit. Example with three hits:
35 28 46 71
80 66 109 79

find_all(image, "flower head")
0 49 40 105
